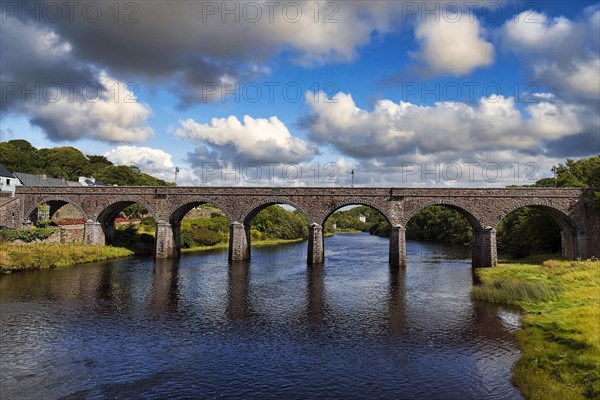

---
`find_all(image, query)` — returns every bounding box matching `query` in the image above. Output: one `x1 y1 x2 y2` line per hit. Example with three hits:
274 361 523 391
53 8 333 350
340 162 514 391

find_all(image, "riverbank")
0 243 134 273
181 237 306 253
473 258 600 399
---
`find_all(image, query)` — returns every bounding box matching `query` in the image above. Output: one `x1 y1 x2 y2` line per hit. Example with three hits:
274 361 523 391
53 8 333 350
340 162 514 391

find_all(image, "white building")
79 176 109 186
0 163 21 196
358 214 366 223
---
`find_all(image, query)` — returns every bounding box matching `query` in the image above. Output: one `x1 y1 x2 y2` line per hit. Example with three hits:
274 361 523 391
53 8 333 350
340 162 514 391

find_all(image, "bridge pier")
561 229 579 259
307 223 324 265
84 220 105 246
155 222 178 259
229 222 249 262
102 222 116 245
389 225 406 268
472 227 497 268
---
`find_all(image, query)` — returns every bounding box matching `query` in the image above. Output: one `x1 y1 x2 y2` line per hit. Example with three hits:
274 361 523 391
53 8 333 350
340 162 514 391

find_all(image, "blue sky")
1 0 598 186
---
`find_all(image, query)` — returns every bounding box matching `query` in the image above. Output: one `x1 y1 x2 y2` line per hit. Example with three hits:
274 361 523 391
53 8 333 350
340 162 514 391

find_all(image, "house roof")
14 172 79 187
0 164 15 178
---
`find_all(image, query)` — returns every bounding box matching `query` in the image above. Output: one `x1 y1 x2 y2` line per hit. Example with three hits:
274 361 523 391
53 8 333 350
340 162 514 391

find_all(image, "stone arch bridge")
1 186 598 267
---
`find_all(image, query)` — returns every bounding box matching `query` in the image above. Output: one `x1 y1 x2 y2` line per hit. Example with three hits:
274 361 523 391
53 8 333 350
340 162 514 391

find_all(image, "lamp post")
175 167 180 184
351 169 354 187
551 166 557 187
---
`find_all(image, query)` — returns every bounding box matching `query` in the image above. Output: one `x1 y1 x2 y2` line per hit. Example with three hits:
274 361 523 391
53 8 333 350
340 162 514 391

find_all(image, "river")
0 233 523 399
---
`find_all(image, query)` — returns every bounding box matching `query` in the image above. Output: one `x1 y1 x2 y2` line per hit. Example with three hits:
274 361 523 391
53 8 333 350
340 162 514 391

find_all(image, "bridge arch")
494 200 580 259
311 200 394 266
401 200 488 267
94 197 159 223
319 199 392 227
91 197 159 251
25 197 88 223
492 200 578 232
160 198 233 258
232 198 311 262
401 200 483 231
167 198 233 225
240 198 310 226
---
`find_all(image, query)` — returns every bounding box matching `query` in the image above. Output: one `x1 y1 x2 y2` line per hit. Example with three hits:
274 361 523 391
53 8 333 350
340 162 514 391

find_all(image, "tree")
38 147 91 180
0 140 40 173
0 139 175 186
87 155 114 167
406 206 472 245
496 207 561 258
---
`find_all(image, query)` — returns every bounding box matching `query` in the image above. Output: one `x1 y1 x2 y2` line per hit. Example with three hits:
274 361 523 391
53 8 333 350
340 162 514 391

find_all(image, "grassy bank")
0 243 134 273
181 238 305 253
331 229 362 234
473 259 600 399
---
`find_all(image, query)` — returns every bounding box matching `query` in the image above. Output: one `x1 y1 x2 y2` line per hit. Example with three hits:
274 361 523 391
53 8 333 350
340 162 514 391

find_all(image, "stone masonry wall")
3 186 597 261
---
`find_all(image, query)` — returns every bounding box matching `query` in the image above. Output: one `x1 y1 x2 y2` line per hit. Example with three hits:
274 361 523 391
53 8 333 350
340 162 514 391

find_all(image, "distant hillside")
0 139 174 186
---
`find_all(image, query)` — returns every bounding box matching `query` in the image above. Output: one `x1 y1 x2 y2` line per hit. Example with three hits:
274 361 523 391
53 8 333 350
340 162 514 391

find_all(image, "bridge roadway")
1 186 598 267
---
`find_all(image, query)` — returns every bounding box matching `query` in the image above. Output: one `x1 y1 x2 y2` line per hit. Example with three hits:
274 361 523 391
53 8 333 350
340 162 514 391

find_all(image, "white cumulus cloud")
304 91 584 159
175 115 316 164
29 72 153 142
103 145 196 184
413 14 494 76
501 9 600 100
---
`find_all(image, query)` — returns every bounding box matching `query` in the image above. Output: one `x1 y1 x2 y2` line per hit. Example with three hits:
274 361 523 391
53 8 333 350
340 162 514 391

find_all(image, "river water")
0 233 523 399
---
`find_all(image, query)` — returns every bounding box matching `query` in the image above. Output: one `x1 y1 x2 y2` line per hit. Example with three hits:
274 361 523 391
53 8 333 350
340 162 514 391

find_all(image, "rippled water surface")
0 233 522 399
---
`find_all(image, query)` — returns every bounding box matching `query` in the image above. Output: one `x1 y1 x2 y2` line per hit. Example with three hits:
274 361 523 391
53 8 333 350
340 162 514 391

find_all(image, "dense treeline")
496 207 561 259
406 206 472 245
0 139 173 186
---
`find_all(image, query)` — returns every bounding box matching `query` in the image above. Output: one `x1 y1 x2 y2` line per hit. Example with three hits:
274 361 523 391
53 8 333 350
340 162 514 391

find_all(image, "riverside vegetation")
473 258 600 400
0 243 133 273
0 226 133 273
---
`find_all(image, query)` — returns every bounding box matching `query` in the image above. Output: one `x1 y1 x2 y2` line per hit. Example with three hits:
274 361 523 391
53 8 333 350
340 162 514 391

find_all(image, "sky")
1 0 599 187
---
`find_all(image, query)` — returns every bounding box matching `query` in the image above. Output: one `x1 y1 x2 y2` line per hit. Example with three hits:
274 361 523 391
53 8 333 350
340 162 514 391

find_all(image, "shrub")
0 227 57 243
251 229 263 241
191 226 223 246
140 217 156 227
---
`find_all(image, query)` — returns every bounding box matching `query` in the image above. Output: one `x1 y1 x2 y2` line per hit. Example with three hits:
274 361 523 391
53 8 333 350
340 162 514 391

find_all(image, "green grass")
181 237 305 253
181 242 229 253
0 243 134 273
473 259 600 399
